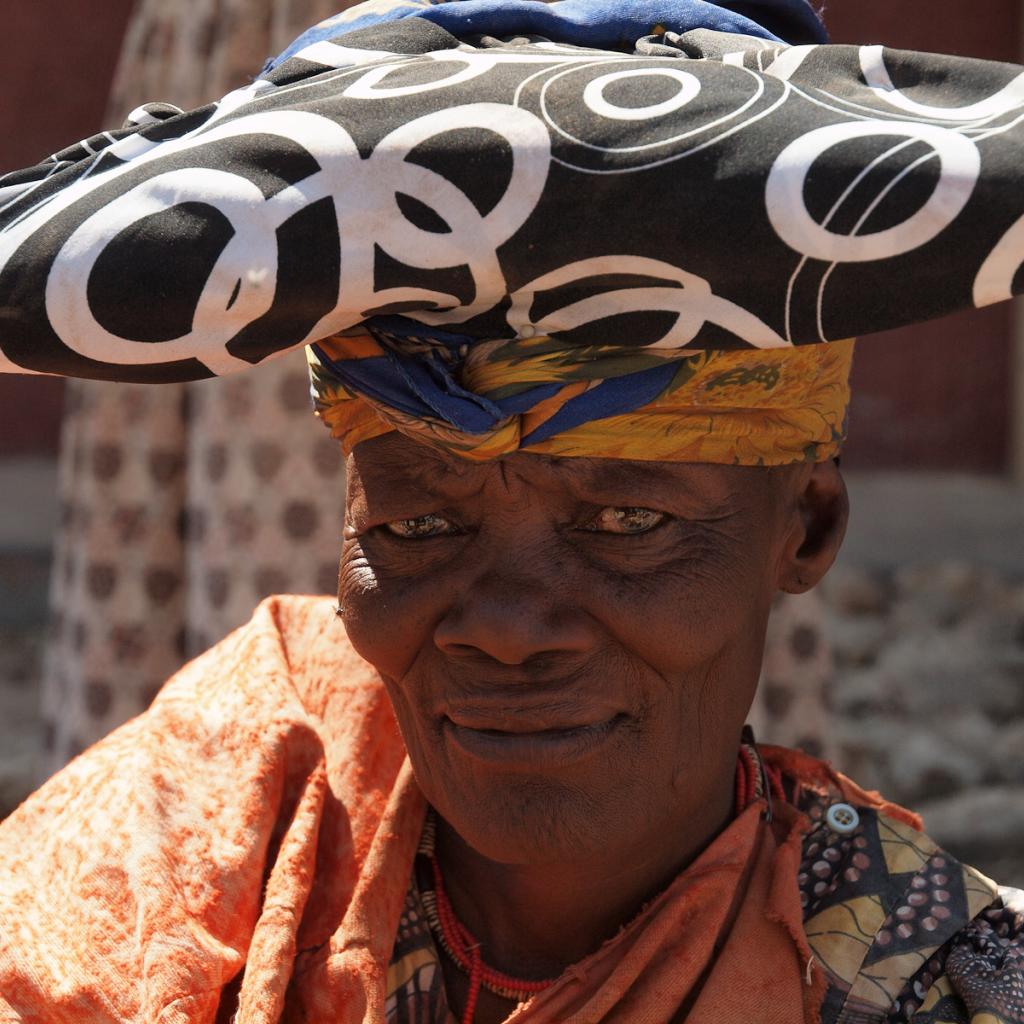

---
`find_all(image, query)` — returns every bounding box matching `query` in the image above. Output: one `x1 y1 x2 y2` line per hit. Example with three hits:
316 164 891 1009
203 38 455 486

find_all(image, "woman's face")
340 431 837 866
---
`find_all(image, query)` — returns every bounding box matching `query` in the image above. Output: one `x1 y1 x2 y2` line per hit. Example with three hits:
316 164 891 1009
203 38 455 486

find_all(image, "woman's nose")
433 564 599 666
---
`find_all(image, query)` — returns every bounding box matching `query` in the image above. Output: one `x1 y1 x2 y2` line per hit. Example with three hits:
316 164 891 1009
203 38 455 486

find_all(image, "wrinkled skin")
340 431 847 1019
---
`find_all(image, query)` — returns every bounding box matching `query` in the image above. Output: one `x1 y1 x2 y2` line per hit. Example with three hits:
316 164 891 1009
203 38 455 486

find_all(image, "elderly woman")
1 0 1023 1021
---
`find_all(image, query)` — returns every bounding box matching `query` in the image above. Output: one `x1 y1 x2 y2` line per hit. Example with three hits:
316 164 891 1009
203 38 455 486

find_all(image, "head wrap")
310 332 852 466
296 0 846 467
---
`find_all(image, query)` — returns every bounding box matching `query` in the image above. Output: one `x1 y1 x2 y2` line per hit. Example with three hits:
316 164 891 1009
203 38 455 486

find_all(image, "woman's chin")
432 772 634 866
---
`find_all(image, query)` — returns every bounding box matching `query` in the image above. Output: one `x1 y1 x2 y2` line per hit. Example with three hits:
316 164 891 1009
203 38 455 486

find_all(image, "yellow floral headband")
308 333 854 466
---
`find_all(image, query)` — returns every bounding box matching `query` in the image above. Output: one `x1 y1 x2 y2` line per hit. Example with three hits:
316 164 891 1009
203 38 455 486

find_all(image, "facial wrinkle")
351 437 487 510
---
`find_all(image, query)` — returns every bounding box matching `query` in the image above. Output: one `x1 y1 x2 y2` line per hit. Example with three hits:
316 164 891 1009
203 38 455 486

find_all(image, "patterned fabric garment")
384 754 1024 1024
796 777 1024 1024
33 0 835 775
3 0 1024 449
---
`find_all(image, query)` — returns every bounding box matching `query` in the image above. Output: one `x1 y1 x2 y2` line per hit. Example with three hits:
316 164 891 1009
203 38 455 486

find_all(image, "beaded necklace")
420 742 784 1024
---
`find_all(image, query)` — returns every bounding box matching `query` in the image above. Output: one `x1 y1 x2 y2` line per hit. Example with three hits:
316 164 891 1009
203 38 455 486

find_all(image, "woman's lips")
443 714 625 770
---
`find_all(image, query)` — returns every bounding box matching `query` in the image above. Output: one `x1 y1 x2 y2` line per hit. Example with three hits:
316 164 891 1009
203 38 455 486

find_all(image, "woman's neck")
432 770 736 981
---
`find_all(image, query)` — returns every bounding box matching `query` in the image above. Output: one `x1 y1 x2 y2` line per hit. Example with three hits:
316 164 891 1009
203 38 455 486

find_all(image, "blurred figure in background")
40 0 350 772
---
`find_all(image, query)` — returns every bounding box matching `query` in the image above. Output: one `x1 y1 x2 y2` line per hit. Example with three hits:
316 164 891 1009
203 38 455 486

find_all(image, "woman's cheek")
605 555 769 692
338 540 442 679
605 561 733 657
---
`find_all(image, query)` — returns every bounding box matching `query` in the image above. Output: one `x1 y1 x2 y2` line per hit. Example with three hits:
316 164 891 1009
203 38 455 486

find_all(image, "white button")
518 324 537 338
825 803 860 834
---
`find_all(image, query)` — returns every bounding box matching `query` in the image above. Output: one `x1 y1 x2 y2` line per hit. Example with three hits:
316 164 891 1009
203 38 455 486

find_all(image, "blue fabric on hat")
266 0 827 72
520 361 679 446
311 343 566 432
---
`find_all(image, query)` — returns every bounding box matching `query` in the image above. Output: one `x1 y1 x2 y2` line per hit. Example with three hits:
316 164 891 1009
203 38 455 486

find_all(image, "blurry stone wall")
827 474 1024 887
826 563 1024 884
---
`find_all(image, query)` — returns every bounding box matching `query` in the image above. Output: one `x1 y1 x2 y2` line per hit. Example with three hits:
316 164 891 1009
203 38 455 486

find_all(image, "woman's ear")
777 459 849 594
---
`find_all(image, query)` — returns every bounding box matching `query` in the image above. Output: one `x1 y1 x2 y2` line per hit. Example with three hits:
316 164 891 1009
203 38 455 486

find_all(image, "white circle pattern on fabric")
974 212 1024 307
765 121 981 263
5 33 1024 378
582 68 702 122
535 58 768 165
46 168 276 375
859 45 1024 123
22 101 550 368
343 53 496 98
506 255 791 349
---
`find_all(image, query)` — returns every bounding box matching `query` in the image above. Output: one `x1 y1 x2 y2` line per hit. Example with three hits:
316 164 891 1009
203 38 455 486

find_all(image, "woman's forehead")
348 431 784 509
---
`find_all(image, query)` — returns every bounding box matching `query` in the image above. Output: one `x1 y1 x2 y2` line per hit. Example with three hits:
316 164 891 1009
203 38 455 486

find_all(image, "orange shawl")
0 596 849 1023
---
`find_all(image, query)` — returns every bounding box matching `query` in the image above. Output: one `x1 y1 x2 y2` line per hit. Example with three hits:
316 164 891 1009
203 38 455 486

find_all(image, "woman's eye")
384 513 457 539
585 507 666 535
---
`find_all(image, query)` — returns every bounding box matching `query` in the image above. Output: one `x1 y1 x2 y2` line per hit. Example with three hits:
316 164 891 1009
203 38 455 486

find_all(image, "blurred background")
1 0 1022 884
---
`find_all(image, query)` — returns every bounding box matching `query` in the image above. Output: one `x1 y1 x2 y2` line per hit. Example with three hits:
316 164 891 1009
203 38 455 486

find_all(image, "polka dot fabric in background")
40 0 351 777
43 363 348 772
749 589 837 761
181 371 347 656
38 0 835 777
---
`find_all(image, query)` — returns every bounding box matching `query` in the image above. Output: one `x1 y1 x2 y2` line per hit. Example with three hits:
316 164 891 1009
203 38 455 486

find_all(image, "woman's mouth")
442 714 626 770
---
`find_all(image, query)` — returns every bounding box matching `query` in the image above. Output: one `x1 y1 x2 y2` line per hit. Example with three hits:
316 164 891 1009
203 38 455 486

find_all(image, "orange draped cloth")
1 596 841 1023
